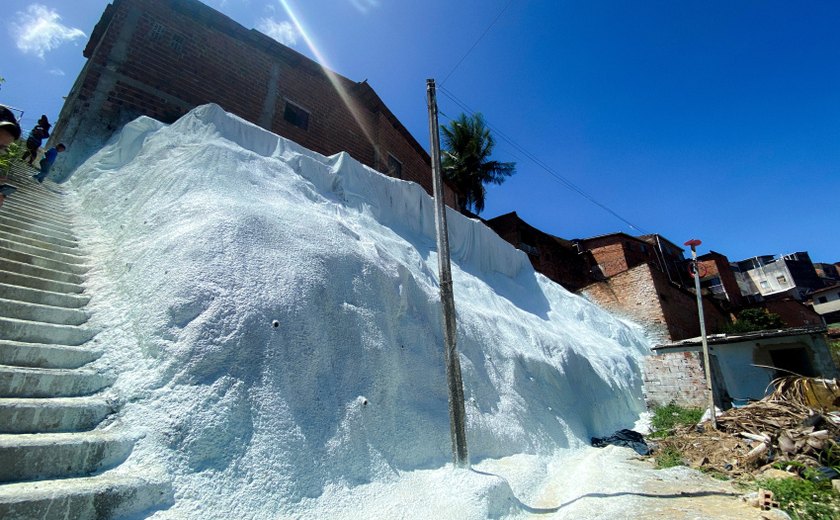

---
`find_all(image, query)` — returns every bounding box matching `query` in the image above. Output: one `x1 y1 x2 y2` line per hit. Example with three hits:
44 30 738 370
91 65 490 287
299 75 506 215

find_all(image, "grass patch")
654 446 684 469
756 477 840 520
649 403 703 439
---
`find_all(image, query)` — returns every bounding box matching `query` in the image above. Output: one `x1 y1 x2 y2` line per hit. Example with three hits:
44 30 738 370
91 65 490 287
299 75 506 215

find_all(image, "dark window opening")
284 101 309 130
769 348 815 378
387 153 402 179
170 34 184 53
817 296 827 304
149 22 165 41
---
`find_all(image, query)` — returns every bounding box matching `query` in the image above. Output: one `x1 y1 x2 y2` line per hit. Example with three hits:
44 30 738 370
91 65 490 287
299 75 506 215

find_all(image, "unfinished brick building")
52 0 452 204
485 212 597 291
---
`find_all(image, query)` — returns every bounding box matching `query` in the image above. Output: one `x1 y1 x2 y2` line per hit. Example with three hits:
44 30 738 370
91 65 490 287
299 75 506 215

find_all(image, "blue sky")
2 0 838 263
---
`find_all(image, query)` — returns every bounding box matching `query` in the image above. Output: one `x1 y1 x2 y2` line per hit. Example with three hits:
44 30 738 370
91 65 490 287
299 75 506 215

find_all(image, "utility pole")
426 78 469 467
684 239 717 429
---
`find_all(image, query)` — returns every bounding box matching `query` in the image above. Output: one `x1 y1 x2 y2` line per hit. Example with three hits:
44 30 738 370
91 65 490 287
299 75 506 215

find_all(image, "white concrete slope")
0 164 172 519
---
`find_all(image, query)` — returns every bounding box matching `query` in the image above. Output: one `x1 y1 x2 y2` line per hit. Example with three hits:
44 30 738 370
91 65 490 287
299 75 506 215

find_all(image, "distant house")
51 0 457 206
696 251 745 308
648 326 838 408
484 212 596 291
813 262 840 286
811 285 840 324
733 252 824 302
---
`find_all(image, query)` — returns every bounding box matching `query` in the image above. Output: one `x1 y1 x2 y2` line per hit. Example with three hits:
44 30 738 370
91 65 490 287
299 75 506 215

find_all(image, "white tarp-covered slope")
68 104 650 519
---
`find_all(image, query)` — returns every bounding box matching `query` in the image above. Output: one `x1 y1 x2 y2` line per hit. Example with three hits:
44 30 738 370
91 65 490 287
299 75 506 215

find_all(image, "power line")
440 0 515 86
438 85 650 235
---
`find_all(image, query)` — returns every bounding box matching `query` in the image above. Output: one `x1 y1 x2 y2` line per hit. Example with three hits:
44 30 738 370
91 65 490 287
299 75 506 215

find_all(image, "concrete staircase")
0 163 171 519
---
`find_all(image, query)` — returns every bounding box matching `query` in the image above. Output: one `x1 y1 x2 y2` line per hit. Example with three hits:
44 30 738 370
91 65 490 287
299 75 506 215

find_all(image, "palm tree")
440 113 515 214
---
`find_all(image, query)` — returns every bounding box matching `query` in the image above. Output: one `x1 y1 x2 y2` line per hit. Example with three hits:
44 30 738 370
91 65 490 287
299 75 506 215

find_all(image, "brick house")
484 212 597 291
696 251 745 308
572 233 728 340
51 0 456 206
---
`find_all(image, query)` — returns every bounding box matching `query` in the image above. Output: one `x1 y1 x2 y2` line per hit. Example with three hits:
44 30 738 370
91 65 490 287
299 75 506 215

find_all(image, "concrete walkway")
0 162 171 519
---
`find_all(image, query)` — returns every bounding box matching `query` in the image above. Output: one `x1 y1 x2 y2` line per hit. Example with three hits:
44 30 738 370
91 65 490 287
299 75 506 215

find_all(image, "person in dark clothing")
21 115 51 166
33 143 66 183
0 106 22 209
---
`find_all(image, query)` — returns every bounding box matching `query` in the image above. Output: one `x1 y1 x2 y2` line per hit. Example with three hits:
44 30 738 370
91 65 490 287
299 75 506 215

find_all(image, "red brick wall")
580 263 729 341
763 300 823 328
698 253 744 307
582 235 661 278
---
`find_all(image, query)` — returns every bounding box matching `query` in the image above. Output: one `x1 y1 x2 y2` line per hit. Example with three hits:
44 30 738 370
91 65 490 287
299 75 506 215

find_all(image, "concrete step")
0 238 88 267
0 213 79 242
0 269 85 294
0 365 112 398
2 200 75 227
0 246 89 277
0 282 89 308
0 221 79 250
0 228 82 256
2 169 67 199
0 472 173 520
0 257 85 285
0 298 89 326
0 396 113 433
0 430 134 483
4 180 66 210
2 190 69 215
0 340 101 369
0 317 95 345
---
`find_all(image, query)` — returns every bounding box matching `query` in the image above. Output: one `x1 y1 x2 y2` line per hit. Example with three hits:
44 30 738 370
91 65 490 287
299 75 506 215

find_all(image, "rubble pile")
655 378 840 477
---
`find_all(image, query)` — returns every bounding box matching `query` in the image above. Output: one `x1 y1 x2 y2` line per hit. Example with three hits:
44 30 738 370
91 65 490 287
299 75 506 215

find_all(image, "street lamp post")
684 239 717 429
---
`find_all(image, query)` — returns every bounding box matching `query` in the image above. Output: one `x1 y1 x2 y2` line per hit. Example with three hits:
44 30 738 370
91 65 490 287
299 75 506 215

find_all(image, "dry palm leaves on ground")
654 377 840 477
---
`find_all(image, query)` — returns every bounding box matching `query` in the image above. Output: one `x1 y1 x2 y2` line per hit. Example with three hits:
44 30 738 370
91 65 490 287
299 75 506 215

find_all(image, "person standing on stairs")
21 115 51 166
0 105 23 209
33 142 66 183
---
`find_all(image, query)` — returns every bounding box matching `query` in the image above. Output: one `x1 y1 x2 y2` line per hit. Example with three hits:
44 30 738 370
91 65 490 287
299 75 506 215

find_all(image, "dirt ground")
520 446 768 519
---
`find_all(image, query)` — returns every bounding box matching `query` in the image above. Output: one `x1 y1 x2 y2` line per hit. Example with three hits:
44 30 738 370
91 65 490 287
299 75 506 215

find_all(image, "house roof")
653 325 827 351
810 284 840 297
638 234 685 253
486 212 575 248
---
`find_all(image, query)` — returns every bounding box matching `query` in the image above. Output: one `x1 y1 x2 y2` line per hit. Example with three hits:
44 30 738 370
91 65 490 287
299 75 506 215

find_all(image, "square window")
170 34 184 53
149 22 165 41
817 296 828 304
387 153 402 179
283 101 309 130
776 275 788 286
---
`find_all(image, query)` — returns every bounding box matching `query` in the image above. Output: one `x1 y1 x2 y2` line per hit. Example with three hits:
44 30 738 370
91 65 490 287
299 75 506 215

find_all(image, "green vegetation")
654 446 684 468
0 140 22 175
649 403 703 469
441 112 515 214
828 338 840 368
756 477 840 520
724 308 786 333
649 403 703 439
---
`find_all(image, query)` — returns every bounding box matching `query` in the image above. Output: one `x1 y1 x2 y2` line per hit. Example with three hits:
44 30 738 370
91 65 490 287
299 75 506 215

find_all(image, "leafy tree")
440 112 515 214
725 308 786 333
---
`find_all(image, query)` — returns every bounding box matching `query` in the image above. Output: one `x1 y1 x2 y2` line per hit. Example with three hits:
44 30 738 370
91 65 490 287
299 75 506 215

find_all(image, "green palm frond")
441 112 515 214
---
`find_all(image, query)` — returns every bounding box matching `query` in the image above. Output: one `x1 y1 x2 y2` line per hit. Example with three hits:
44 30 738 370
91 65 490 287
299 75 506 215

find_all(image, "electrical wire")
438 85 650 234
440 0 515 86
